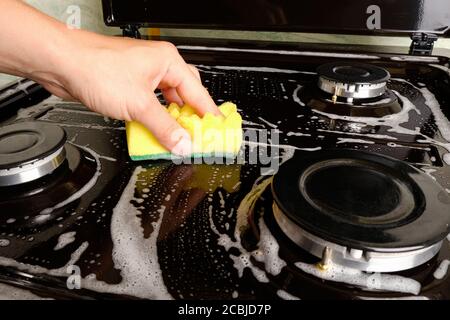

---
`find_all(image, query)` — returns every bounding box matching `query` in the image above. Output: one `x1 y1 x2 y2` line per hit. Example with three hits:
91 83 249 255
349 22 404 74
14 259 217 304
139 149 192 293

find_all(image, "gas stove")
0 45 449 299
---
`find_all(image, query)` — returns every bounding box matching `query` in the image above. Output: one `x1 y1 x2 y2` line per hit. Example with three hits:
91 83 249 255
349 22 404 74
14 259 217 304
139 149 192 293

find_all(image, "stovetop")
0 47 450 300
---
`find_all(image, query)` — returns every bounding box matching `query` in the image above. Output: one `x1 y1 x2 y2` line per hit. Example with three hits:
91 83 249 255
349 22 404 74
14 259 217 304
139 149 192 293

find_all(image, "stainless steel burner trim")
0 146 66 186
318 77 387 100
272 202 442 272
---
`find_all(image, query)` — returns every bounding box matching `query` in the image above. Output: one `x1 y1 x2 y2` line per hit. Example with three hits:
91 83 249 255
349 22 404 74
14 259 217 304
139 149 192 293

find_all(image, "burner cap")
272 149 450 271
317 62 390 102
0 121 67 186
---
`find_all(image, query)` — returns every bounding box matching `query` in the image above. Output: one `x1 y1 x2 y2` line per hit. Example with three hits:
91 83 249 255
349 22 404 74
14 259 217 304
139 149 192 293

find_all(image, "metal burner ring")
273 202 442 272
0 146 66 186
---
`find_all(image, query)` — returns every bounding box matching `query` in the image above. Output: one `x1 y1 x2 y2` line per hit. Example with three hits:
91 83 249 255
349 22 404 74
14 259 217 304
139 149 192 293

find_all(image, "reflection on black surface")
103 0 450 34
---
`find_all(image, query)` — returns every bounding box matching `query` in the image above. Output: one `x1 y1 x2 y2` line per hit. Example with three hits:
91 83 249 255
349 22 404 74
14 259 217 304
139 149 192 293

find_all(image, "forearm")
0 0 108 86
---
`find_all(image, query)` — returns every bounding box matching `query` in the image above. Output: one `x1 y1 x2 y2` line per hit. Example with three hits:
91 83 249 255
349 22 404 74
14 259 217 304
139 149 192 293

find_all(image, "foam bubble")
295 262 421 295
251 217 286 276
337 138 375 145
54 232 77 251
0 283 52 300
0 239 10 247
277 290 300 300
433 260 450 280
81 167 172 299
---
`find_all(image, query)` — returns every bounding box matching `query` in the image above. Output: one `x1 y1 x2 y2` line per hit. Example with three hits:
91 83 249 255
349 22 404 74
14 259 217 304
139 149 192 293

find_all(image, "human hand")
39 36 220 155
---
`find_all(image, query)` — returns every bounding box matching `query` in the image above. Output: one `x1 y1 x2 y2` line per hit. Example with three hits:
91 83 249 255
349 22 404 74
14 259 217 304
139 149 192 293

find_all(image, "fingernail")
172 136 193 157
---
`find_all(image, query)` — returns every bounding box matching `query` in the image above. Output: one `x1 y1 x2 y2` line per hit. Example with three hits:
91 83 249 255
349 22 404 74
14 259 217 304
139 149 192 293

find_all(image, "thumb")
133 93 192 156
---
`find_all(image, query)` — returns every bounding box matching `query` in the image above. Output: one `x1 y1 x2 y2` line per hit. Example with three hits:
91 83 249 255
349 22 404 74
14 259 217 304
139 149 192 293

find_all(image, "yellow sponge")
126 102 243 160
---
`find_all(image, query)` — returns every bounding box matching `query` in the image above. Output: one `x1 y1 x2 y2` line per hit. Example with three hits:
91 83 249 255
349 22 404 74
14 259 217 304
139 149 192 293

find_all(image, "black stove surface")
0 49 449 300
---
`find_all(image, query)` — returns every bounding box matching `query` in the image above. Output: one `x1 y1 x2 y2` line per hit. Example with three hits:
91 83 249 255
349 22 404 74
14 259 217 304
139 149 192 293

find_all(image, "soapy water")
2 64 450 299
54 232 77 251
295 262 421 295
0 239 10 247
38 143 113 216
337 138 376 145
77 166 172 299
433 260 450 280
277 289 301 300
0 283 52 300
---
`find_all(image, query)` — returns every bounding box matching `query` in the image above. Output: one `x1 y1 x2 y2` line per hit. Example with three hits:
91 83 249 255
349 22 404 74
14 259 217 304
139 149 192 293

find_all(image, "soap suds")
0 239 10 247
433 260 450 280
337 138 376 145
295 262 421 295
0 283 52 300
54 232 77 251
80 167 172 299
277 290 300 300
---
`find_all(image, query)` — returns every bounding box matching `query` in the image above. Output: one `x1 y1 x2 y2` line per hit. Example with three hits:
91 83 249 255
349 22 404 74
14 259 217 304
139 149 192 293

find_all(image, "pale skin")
0 0 221 155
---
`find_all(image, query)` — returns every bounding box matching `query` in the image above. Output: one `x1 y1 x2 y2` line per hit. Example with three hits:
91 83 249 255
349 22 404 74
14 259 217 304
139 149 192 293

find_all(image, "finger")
135 93 192 155
168 62 221 117
187 64 201 81
162 87 183 106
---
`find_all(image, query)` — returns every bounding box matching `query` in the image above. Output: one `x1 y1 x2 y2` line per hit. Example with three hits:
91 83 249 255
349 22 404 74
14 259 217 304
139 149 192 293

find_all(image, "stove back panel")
102 0 450 36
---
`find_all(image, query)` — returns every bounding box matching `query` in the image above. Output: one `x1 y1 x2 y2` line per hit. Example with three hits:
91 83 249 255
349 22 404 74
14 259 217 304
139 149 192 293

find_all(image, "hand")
0 1 220 154
43 38 220 155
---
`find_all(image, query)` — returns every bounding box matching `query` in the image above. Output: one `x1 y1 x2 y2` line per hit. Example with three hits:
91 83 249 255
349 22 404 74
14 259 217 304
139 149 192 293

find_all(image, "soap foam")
433 260 450 280
39 144 103 215
54 232 77 251
80 166 172 299
295 262 421 295
0 283 53 300
277 289 301 300
337 138 376 145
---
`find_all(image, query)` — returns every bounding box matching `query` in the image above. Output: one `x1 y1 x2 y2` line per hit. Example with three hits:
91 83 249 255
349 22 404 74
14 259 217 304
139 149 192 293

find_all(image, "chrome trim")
273 202 442 272
318 77 387 100
0 146 66 186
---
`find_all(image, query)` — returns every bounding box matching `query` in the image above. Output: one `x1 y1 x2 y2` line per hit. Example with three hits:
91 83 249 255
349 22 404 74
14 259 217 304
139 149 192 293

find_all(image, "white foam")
0 242 88 277
361 98 397 106
80 166 172 299
54 232 77 251
277 290 301 300
15 95 62 119
433 260 450 280
0 239 10 247
39 144 103 215
251 218 286 276
292 84 305 106
244 140 321 152
209 177 289 283
337 138 376 145
0 283 53 300
286 131 311 137
443 153 450 165
48 122 125 132
257 116 278 128
180 46 380 60
295 262 421 295
358 295 430 300
242 120 265 127
420 87 450 142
